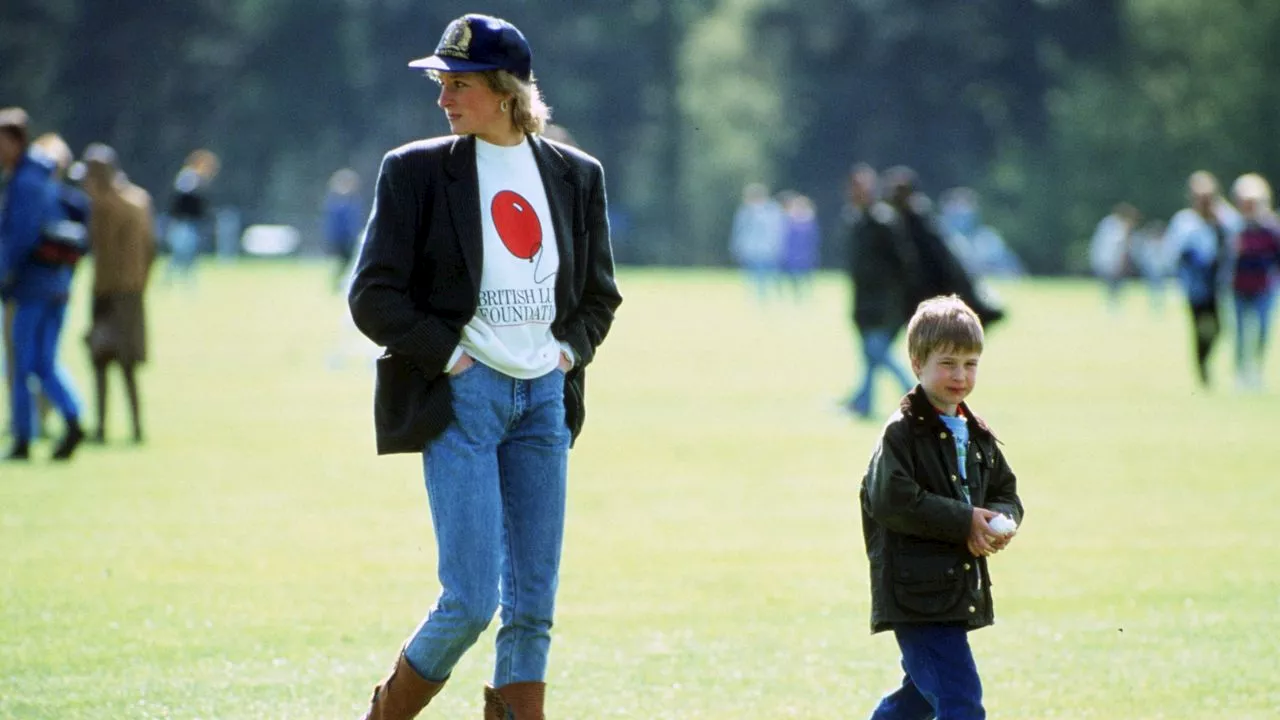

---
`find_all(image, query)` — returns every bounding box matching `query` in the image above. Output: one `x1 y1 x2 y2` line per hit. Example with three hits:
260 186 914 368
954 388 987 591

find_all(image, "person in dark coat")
846 164 918 418
885 167 1005 327
163 148 217 285
347 13 621 720
860 295 1024 719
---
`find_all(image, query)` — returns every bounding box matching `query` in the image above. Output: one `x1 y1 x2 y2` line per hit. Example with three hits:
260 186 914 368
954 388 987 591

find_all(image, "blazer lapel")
444 135 482 290
529 136 575 320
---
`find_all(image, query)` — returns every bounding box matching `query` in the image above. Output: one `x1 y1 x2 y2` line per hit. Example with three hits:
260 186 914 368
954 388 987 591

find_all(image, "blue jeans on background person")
166 219 201 282
404 361 571 688
850 328 914 418
1234 288 1275 382
10 299 81 441
870 624 985 720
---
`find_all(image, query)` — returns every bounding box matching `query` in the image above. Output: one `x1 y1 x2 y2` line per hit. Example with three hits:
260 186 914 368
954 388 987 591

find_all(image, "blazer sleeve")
348 150 459 376
864 424 974 544
560 160 622 367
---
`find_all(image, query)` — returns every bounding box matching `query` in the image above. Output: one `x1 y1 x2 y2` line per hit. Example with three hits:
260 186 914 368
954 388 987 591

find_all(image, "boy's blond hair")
906 295 985 365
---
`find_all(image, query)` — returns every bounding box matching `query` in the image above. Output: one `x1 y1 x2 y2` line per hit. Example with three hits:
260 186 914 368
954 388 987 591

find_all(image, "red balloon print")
491 190 542 261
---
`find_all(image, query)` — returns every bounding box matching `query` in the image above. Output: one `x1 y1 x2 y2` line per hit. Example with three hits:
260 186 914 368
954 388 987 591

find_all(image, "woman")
83 144 155 443
164 148 217 285
1164 171 1242 386
347 13 621 720
1228 173 1280 390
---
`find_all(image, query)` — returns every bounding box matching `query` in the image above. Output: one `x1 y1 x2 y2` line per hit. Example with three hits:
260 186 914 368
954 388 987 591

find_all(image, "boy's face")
912 345 981 414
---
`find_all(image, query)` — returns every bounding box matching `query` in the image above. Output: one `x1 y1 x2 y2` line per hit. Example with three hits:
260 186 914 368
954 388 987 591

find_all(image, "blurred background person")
1164 170 1242 388
164 148 218 286
0 110 87 461
18 131 88 438
778 191 820 300
845 164 916 418
1089 202 1141 311
729 181 785 302
1131 218 1171 314
885 166 1005 327
322 167 364 293
83 144 156 443
939 186 1025 278
1228 173 1280 391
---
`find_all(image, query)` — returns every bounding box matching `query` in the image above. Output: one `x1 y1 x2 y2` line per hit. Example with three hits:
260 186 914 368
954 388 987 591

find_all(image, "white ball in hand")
989 514 1018 535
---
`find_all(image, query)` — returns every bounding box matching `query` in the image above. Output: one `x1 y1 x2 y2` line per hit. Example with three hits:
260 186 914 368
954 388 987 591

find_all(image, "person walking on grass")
729 181 786 302
164 148 217 286
1164 171 1242 388
846 164 917 419
323 167 364 293
0 110 87 461
1227 173 1280 391
83 144 156 443
347 13 621 720
860 294 1024 719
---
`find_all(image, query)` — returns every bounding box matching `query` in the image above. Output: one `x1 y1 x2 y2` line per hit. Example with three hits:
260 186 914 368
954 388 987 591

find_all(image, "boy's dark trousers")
870 623 985 720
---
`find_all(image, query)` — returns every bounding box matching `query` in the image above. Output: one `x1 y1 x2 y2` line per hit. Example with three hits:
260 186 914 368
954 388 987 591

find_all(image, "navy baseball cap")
409 14 532 82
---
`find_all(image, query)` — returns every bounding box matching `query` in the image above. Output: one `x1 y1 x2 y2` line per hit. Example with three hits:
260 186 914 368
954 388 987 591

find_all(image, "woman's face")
1236 196 1258 218
436 72 515 144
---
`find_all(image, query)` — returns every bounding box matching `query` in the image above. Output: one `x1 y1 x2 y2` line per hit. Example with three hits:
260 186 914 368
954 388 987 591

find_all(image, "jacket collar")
527 135 575 318
899 385 996 440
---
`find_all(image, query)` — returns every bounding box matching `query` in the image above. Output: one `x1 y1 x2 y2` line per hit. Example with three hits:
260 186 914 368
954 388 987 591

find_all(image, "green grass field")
2 263 1279 719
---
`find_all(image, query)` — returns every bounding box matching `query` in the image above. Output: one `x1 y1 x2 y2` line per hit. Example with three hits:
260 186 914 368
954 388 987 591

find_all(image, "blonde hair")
328 167 359 195
1232 173 1273 209
1188 170 1219 198
185 148 220 179
907 295 985 366
31 132 72 175
480 69 550 135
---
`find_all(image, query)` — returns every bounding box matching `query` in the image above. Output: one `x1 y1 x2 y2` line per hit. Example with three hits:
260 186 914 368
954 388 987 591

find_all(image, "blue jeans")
851 328 914 417
10 299 81 441
870 624 985 720
404 362 571 687
166 220 201 280
1234 289 1275 375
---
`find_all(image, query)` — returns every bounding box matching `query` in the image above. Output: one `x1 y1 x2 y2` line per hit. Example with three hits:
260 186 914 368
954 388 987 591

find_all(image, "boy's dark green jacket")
860 386 1024 633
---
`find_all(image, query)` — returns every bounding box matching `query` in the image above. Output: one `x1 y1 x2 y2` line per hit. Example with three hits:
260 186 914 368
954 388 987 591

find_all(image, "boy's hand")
967 507 1003 557
989 527 1016 553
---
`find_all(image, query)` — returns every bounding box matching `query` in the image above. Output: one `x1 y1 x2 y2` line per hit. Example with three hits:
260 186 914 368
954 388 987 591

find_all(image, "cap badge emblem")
437 18 473 58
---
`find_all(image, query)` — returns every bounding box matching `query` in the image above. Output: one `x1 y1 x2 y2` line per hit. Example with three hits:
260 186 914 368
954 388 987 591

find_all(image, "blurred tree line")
2 0 1277 272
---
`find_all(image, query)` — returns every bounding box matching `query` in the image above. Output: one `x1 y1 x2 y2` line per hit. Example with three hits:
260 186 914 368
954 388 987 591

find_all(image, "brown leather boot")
483 685 508 720
360 651 444 720
495 682 545 720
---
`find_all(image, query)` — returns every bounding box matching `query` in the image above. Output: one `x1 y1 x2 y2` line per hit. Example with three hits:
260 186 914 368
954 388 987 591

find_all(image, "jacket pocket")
891 546 966 616
374 353 452 454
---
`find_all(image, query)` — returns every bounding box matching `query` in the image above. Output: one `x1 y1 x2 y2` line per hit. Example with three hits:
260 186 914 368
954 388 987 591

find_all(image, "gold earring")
500 100 509 112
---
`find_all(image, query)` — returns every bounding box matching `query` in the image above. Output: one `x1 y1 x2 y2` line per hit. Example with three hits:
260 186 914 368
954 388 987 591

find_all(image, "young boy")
859 294 1024 719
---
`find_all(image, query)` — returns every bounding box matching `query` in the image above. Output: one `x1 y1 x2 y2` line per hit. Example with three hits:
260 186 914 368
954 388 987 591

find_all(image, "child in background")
859 294 1024 719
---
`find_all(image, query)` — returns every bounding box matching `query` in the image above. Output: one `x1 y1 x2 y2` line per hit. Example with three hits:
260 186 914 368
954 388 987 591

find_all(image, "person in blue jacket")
0 108 86 461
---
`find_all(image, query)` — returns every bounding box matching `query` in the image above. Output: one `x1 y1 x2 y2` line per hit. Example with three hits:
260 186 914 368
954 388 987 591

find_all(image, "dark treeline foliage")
2 0 1276 272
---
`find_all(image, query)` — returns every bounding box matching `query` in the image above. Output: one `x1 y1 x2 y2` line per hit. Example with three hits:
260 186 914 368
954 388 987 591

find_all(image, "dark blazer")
859 387 1024 633
348 134 622 454
850 201 919 333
